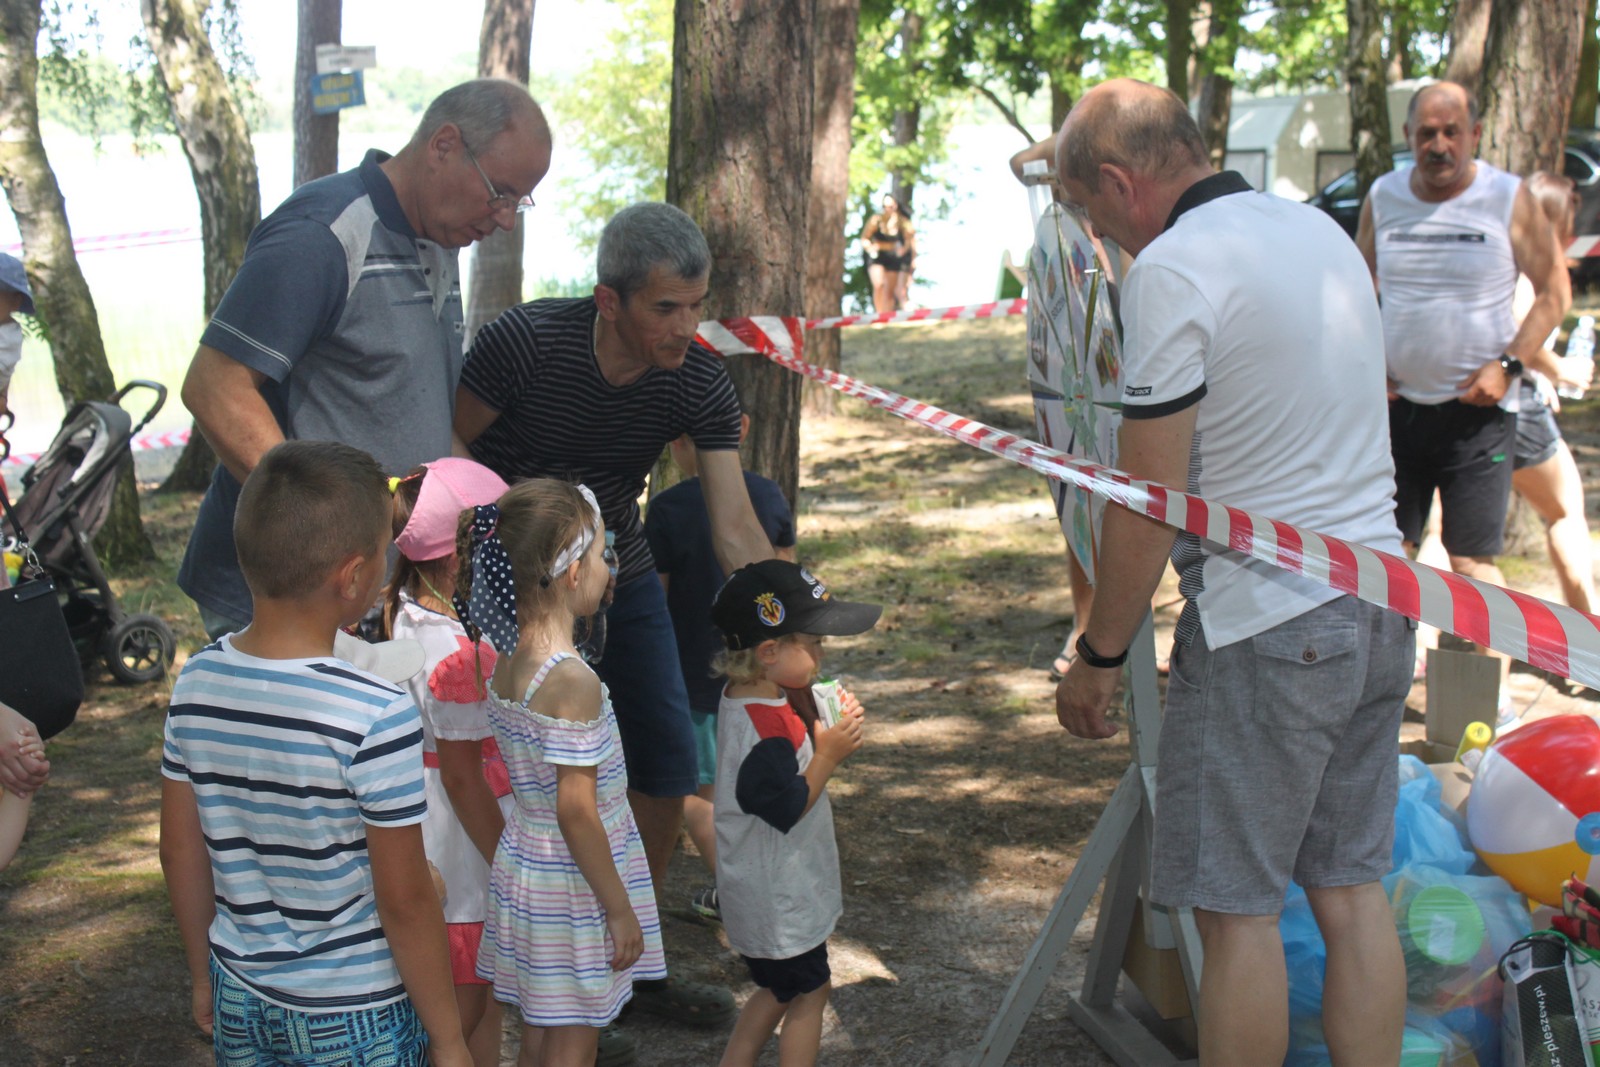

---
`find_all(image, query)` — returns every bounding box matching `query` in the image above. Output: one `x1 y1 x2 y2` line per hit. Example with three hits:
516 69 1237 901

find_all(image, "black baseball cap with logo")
712 560 882 650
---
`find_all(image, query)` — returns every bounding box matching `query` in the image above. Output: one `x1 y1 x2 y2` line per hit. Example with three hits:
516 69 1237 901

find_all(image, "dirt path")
4 314 1600 1065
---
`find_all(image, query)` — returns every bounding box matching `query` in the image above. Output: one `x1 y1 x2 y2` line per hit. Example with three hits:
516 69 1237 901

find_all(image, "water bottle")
576 531 618 664
1558 315 1595 400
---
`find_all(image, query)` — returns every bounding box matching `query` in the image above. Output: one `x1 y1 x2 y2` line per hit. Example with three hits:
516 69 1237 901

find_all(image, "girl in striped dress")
463 479 665 1066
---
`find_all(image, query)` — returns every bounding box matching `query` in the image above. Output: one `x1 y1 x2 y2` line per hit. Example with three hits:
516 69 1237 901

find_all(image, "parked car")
1307 134 1600 244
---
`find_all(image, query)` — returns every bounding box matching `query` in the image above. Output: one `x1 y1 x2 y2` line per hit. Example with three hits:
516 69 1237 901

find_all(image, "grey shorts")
1149 597 1414 915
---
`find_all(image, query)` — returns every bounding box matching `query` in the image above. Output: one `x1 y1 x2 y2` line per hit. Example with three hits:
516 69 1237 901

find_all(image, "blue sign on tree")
311 70 365 115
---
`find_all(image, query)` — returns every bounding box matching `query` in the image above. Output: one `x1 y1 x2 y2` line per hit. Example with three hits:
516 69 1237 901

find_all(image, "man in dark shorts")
1053 79 1413 1065
454 201 776 1026
1355 81 1569 675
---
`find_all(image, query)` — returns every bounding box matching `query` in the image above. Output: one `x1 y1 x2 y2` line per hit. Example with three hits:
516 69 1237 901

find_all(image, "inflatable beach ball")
1467 714 1600 907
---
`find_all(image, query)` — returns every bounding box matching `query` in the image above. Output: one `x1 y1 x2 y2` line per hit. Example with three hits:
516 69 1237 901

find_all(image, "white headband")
548 484 603 580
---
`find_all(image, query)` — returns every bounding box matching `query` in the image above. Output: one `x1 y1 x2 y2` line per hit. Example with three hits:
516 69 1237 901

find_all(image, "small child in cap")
709 559 880 1066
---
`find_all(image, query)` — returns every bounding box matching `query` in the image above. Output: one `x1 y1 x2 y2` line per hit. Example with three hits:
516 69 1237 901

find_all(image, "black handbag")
0 445 83 740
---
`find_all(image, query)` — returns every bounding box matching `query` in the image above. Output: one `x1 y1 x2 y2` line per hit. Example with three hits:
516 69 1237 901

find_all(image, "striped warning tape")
806 298 1028 331
696 313 1600 691
0 227 201 258
0 426 191 470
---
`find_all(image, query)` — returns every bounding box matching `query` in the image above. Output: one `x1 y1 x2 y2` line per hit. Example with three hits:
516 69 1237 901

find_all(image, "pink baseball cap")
395 457 509 561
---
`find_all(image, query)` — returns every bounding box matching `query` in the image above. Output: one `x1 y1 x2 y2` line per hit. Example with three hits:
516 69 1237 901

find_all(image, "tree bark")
141 0 262 495
1192 0 1239 170
1444 0 1493 92
889 10 922 217
668 0 812 510
1346 0 1394 202
466 0 535 346
1477 0 1587 175
1166 0 1192 101
0 0 152 566
802 0 859 418
293 0 340 188
1571 0 1599 130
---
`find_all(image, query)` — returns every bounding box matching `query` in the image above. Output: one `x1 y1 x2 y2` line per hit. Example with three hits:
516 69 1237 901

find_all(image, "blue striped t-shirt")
162 636 428 1011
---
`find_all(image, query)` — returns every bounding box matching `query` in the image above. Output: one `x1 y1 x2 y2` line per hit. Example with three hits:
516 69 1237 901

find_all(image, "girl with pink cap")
380 457 512 1067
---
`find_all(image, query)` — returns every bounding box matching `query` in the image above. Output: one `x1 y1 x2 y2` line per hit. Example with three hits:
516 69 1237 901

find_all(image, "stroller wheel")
103 613 175 685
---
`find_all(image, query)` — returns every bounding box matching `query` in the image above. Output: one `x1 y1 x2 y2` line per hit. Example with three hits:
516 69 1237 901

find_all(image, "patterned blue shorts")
210 958 428 1067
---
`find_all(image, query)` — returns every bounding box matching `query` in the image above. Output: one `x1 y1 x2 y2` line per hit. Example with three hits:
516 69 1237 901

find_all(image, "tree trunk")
141 0 263 495
1477 0 1587 175
1193 0 1239 170
1571 0 1599 129
1166 0 1192 102
1049 78 1073 135
889 10 921 217
466 0 535 346
1387 6 1412 83
1444 0 1493 92
0 0 152 566
1186 0 1212 98
1347 0 1394 202
802 0 859 418
293 0 340 188
668 0 812 511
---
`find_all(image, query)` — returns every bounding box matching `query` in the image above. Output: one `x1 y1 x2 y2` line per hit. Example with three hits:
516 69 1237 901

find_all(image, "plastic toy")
1468 715 1600 907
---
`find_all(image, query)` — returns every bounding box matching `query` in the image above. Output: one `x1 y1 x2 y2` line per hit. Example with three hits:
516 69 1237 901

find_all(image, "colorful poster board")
1025 203 1124 582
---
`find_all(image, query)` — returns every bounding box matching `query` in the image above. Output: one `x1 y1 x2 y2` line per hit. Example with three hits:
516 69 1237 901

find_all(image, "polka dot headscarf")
461 503 520 653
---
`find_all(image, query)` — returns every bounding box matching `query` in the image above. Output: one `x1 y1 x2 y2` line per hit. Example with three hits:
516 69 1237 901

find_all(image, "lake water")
0 122 1037 463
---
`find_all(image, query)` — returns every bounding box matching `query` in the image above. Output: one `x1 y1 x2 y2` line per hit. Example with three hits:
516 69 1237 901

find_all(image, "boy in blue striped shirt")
160 441 470 1066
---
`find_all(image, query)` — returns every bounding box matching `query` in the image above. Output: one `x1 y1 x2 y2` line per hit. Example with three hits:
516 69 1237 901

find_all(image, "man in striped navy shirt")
161 442 470 1065
455 202 775 1025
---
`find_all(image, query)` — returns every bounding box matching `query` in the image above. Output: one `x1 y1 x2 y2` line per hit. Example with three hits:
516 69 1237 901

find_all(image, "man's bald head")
1407 81 1477 130
1056 78 1209 192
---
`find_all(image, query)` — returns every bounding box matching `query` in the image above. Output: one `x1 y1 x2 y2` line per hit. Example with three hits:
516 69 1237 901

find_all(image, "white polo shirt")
1119 173 1404 649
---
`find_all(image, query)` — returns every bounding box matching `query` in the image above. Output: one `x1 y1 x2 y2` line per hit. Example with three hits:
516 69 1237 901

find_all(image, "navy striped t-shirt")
459 297 743 584
161 637 428 1012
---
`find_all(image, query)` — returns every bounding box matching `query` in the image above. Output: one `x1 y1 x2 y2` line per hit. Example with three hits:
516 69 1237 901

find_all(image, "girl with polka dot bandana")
460 479 666 1062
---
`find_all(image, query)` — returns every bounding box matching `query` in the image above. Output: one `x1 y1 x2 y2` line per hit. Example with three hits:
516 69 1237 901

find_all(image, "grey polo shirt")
178 150 465 622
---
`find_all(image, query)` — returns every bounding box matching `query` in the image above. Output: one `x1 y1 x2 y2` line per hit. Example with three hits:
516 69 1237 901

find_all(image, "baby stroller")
2 380 175 684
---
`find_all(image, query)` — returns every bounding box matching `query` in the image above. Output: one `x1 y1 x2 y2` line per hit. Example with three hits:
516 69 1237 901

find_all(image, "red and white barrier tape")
805 298 1028 331
0 226 201 258
0 426 190 469
697 314 1600 691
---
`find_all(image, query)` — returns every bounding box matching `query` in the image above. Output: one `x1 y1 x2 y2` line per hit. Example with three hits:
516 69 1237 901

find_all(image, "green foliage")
552 0 672 246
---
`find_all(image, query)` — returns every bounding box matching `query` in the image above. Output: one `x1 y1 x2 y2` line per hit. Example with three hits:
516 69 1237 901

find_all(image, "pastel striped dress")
476 652 666 1026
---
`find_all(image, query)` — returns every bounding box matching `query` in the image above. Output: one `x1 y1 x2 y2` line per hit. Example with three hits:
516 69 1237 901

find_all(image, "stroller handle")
111 380 168 436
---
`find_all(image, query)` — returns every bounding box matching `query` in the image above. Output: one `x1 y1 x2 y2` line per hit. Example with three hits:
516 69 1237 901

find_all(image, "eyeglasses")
462 140 535 216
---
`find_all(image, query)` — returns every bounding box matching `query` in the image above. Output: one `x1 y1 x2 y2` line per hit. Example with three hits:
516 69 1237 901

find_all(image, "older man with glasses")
178 79 551 642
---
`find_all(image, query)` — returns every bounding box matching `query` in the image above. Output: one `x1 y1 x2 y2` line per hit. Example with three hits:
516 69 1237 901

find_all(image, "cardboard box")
1122 901 1193 1021
1424 648 1500 750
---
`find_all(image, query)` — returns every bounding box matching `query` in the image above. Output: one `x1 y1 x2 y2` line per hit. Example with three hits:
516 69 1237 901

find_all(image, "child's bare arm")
802 710 863 816
159 778 217 1037
366 822 472 1067
435 739 505 865
556 765 643 971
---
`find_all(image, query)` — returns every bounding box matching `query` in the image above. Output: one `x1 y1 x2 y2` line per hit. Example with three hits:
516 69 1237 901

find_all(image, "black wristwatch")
1499 353 1524 378
1076 633 1128 669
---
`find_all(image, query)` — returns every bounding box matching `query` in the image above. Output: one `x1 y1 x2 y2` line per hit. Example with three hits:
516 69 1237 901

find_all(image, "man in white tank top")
1356 82 1569 669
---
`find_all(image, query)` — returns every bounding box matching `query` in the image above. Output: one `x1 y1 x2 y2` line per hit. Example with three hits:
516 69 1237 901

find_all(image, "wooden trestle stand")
971 612 1203 1066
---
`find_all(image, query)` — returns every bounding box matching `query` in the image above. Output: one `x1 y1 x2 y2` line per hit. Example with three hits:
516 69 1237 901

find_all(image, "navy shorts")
742 942 831 1003
592 572 699 797
1389 397 1516 556
1513 381 1562 471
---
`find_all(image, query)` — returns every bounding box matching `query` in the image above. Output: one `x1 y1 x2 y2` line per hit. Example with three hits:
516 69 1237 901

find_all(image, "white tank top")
1373 162 1521 406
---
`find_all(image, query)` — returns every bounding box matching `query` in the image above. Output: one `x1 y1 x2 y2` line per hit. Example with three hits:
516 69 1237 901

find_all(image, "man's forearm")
1082 503 1178 656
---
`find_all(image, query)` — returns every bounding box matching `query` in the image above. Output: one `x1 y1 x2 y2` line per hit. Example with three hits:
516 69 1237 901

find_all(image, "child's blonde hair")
712 634 805 686
458 478 598 624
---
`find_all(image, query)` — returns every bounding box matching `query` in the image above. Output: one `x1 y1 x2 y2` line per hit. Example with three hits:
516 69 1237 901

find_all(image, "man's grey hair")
1406 81 1479 129
597 203 711 302
1061 86 1208 192
413 78 543 151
